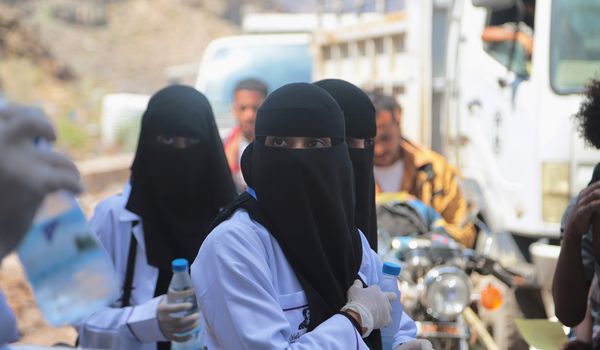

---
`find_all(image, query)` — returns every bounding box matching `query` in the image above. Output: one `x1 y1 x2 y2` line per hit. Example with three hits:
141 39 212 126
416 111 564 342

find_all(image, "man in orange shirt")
369 92 476 248
223 79 268 191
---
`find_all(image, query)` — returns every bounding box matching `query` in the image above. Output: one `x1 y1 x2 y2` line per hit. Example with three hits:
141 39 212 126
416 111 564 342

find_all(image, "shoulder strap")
121 221 139 308
207 191 262 232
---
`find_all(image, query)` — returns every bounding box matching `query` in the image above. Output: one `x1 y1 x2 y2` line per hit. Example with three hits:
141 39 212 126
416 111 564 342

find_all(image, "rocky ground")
0 0 238 158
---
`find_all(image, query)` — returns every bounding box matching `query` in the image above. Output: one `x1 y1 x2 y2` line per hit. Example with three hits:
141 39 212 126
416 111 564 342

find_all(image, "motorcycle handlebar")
469 253 529 288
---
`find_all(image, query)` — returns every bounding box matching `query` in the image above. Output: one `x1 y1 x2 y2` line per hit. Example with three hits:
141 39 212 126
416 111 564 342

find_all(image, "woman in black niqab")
314 79 378 251
126 85 236 296
210 82 382 349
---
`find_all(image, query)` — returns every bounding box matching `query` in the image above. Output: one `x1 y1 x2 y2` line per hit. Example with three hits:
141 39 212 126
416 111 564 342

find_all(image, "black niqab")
210 83 381 349
251 84 362 332
126 85 236 295
314 79 378 251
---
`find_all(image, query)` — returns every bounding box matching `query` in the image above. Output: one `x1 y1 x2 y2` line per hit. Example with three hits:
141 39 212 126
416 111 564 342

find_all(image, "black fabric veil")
314 79 378 251
209 83 381 349
126 85 236 295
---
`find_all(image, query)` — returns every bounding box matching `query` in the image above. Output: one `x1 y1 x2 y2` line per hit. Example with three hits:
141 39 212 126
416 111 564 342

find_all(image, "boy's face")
232 89 265 142
374 109 402 166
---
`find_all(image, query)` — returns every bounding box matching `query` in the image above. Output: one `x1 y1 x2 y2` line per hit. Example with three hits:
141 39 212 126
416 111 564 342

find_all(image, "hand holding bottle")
0 104 80 259
157 296 200 342
342 279 396 337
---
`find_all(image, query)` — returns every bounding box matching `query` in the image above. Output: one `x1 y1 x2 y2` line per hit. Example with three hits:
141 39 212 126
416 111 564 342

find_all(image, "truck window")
199 43 312 131
481 1 535 77
550 0 600 94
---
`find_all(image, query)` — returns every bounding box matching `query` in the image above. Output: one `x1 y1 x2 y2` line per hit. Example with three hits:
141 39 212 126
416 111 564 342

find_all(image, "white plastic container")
379 262 403 350
17 191 119 326
168 258 206 350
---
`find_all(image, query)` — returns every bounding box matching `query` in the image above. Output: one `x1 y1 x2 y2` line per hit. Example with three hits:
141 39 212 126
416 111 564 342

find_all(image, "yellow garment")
375 139 476 247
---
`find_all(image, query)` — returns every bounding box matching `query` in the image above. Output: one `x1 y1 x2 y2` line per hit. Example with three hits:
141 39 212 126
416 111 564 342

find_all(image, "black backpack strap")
207 191 257 232
121 220 139 308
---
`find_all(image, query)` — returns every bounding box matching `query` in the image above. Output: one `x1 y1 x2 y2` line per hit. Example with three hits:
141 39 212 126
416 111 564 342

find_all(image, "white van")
194 34 313 137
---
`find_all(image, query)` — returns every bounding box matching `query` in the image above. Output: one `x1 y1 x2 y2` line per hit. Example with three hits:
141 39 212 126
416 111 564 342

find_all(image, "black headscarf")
126 85 236 295
209 83 381 349
251 83 362 329
314 79 378 251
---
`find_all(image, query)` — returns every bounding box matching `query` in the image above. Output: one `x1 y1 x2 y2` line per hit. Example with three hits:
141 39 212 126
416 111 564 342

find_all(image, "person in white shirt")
192 82 428 349
77 85 236 350
0 104 80 346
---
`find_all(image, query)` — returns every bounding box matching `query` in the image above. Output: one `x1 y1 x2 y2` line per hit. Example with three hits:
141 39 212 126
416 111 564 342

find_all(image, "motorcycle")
377 199 539 350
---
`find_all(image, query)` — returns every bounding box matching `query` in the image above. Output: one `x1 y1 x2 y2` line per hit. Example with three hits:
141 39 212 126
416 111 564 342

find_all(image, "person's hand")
560 339 593 350
394 339 434 350
156 296 199 342
0 105 81 258
565 181 600 240
341 279 396 337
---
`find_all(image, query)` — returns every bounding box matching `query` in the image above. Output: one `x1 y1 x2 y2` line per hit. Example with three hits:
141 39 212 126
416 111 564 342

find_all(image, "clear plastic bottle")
16 191 119 326
168 258 206 350
379 262 402 350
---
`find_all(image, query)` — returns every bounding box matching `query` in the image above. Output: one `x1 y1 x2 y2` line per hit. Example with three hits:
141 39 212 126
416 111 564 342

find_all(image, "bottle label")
19 205 103 280
16 204 118 325
171 326 205 350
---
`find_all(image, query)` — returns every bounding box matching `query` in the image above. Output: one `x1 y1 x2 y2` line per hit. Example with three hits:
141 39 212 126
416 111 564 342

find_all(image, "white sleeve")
358 232 418 347
191 221 368 350
0 289 19 346
76 199 166 349
77 296 165 348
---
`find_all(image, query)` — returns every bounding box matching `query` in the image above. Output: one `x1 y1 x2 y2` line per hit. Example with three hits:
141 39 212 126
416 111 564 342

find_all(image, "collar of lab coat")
118 182 146 252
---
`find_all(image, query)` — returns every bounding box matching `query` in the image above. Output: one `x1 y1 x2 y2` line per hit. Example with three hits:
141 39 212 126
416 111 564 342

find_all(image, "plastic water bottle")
168 258 206 350
16 190 119 326
379 262 402 350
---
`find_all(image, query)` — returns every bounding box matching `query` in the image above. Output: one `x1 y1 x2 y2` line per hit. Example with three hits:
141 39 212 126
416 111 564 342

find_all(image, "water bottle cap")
382 262 401 276
171 258 189 272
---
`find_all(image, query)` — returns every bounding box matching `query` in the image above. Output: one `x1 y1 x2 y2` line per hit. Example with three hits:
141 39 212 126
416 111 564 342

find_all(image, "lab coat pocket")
278 291 309 342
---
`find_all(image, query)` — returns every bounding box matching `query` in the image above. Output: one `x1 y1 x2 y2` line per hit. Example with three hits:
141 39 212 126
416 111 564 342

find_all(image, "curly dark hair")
575 78 600 149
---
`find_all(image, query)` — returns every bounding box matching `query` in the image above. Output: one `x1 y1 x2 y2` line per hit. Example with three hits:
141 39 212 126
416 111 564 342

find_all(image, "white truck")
312 0 600 347
312 0 600 245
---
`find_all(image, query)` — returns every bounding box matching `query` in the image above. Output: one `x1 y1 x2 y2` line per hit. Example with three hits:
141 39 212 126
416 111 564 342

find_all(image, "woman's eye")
158 135 174 145
364 138 375 147
187 138 200 147
272 137 288 147
307 138 328 148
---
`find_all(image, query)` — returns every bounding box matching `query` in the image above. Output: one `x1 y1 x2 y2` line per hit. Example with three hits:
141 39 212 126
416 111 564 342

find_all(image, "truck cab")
446 0 600 242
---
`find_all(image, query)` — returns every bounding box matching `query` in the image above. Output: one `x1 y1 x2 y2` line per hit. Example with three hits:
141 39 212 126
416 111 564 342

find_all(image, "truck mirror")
472 0 515 10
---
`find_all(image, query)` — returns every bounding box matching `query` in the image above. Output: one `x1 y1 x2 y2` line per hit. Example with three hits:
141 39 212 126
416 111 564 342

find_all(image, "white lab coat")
192 209 417 350
76 185 167 350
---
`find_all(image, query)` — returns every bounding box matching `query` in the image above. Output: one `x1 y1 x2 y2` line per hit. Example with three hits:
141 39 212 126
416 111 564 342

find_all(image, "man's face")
374 109 402 167
233 89 265 141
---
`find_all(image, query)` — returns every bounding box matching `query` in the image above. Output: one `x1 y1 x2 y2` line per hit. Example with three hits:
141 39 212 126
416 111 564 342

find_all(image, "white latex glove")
157 296 200 342
341 279 396 337
394 339 434 350
0 105 81 259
